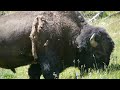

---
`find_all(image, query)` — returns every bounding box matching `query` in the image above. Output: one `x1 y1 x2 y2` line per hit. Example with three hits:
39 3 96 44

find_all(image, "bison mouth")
91 53 108 69
77 45 110 70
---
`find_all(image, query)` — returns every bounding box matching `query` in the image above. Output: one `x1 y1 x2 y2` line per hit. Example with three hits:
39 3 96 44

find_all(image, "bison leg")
28 63 42 79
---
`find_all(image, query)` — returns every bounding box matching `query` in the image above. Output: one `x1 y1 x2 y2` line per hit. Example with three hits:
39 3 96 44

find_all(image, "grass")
0 11 120 79
0 66 29 79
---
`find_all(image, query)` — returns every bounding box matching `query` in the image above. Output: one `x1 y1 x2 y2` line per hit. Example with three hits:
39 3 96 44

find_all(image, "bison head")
75 24 115 70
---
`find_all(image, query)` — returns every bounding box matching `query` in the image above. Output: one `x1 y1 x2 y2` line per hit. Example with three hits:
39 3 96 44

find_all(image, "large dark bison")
0 11 114 79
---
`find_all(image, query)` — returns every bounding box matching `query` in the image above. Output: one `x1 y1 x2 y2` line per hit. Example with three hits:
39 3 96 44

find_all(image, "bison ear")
90 33 98 48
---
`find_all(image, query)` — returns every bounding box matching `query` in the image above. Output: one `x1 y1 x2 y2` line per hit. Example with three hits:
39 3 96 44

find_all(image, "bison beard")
39 50 63 79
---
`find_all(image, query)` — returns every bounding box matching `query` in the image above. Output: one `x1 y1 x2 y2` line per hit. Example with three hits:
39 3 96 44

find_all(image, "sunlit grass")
0 66 29 79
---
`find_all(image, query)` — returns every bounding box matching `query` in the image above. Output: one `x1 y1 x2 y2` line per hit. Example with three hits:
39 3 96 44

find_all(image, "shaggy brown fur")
30 15 46 61
29 11 81 64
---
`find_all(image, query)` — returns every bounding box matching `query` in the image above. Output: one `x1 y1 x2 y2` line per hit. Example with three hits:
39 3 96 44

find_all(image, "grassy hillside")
0 11 120 79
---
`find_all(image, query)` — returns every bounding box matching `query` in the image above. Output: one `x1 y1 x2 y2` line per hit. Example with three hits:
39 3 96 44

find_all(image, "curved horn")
90 33 98 48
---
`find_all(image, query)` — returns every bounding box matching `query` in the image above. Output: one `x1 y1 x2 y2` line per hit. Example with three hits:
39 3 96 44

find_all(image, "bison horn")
90 33 98 48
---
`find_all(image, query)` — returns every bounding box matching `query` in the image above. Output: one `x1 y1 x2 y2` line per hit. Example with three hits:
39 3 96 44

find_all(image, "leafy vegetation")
0 11 120 79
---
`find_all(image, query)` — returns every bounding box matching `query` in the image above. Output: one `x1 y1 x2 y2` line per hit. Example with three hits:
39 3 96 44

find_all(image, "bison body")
0 11 82 79
29 11 82 79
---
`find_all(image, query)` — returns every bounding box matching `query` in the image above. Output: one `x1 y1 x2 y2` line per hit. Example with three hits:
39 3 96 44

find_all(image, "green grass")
0 11 120 79
0 66 29 79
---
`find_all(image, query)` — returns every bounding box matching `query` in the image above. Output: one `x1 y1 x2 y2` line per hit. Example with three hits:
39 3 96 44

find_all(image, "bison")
0 11 83 79
0 11 114 79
